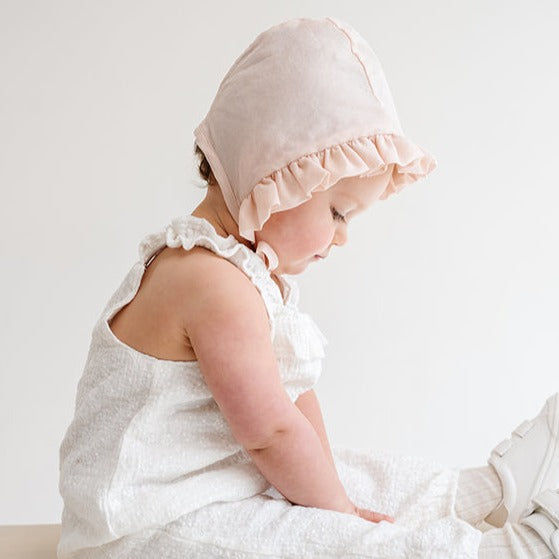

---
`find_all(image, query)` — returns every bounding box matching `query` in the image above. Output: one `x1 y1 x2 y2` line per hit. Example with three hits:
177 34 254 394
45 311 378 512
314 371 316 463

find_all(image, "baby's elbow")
243 423 293 451
236 398 301 451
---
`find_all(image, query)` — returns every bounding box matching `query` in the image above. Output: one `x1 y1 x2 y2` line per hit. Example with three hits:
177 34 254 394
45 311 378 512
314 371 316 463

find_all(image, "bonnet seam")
325 17 384 108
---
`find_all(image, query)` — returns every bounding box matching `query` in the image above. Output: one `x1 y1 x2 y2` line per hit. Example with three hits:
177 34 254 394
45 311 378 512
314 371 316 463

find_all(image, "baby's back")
108 243 288 363
106 245 213 363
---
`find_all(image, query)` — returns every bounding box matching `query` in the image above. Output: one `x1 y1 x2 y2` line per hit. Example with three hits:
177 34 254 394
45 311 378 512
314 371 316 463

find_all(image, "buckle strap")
533 489 559 527
491 419 535 458
513 419 535 437
492 438 512 457
522 511 559 558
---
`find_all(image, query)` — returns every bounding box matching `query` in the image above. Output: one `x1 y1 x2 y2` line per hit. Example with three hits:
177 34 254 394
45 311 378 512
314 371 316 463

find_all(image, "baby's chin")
278 256 319 276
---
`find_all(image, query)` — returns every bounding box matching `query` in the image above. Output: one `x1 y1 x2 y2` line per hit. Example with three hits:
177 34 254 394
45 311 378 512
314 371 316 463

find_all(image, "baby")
57 16 559 559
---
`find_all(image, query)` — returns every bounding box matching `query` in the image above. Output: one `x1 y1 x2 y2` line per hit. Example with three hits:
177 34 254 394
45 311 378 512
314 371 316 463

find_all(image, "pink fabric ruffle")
238 132 437 242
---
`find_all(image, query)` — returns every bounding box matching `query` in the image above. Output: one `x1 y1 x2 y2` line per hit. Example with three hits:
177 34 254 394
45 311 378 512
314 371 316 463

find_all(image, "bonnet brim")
236 132 436 242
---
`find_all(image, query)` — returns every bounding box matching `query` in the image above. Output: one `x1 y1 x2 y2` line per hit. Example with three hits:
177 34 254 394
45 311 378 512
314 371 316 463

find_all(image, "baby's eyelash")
331 207 346 223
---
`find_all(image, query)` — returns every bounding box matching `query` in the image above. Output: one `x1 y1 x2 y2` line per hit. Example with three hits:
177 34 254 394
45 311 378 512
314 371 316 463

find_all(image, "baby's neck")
190 210 254 252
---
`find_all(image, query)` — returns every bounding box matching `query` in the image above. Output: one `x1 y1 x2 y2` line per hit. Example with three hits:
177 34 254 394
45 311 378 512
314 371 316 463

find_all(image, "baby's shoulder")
167 245 265 311
167 245 271 342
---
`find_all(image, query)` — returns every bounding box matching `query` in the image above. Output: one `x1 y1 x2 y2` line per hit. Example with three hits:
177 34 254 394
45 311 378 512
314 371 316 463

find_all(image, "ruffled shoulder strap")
137 214 297 321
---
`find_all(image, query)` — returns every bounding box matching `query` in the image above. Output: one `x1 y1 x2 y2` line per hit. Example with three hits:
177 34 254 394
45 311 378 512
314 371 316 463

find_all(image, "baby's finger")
372 511 395 523
359 508 396 524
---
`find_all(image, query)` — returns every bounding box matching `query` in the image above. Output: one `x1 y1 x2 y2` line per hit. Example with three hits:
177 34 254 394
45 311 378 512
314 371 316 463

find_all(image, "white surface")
1 0 558 524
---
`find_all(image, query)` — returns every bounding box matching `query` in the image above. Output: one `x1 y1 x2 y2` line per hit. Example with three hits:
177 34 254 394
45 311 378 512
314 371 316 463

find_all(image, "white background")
1 0 558 524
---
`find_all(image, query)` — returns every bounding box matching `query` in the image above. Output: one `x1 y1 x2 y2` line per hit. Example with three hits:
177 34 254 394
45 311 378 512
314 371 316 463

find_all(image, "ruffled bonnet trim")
238 133 437 242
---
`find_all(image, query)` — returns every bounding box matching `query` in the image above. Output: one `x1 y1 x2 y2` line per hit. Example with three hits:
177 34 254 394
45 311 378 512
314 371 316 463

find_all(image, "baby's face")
254 168 392 275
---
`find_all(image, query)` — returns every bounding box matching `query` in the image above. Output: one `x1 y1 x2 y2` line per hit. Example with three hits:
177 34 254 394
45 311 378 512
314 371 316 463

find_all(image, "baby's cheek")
313 224 336 251
309 222 330 244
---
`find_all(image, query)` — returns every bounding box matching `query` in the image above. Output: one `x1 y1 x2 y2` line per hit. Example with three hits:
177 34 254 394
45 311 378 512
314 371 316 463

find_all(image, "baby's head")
194 145 392 275
192 17 436 274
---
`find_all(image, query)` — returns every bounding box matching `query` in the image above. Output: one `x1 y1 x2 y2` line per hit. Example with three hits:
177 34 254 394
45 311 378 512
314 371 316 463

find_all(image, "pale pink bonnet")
194 16 437 270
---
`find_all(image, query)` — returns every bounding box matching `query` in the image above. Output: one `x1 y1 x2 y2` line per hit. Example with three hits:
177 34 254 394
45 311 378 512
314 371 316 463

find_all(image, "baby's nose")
332 226 348 247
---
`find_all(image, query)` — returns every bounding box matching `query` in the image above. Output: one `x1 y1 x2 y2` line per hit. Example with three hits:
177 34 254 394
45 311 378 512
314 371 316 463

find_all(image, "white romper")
57 214 482 559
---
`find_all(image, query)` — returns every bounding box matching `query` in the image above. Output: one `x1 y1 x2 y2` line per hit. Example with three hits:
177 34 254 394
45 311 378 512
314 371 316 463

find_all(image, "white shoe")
484 392 559 527
521 489 559 558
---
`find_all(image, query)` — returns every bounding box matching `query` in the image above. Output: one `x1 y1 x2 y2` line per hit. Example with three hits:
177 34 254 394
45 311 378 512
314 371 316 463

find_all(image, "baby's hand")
351 504 395 524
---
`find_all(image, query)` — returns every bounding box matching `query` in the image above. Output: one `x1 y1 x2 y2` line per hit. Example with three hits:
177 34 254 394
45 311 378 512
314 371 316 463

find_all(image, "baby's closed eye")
331 207 346 223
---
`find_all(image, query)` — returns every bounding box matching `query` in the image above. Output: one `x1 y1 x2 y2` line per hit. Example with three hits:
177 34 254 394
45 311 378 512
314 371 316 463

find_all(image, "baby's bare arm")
179 254 353 513
295 389 337 471
246 409 352 512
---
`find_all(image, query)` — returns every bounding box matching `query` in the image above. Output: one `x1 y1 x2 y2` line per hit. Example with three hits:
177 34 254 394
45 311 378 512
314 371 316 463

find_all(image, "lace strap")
137 215 296 313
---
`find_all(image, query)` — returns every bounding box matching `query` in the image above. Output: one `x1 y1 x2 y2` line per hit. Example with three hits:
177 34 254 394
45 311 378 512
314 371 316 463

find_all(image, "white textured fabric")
58 214 484 558
455 465 503 528
63 448 483 559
